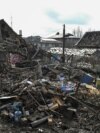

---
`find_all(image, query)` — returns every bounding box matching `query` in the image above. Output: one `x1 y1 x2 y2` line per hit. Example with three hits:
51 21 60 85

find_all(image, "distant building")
25 32 80 50
76 31 100 48
40 38 62 50
48 32 80 48
75 31 100 70
25 36 62 50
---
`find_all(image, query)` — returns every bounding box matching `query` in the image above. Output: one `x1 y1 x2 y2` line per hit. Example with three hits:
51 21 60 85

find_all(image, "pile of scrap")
0 62 100 133
0 19 100 132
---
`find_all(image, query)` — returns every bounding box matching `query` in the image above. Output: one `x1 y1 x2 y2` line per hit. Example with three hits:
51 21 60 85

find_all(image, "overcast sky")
0 0 100 37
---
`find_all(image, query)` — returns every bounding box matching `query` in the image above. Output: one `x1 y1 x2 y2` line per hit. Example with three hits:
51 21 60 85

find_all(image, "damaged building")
0 19 27 67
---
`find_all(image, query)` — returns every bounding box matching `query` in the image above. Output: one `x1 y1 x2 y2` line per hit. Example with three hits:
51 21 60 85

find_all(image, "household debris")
0 19 100 133
0 61 100 133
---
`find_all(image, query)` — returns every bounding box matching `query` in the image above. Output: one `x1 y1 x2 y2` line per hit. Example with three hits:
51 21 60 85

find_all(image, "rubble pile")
0 19 100 133
0 62 100 133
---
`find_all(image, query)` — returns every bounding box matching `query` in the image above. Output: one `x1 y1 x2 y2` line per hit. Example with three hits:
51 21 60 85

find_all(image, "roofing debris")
0 19 100 133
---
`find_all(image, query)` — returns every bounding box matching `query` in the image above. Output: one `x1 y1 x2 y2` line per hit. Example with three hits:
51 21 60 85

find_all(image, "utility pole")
62 24 65 63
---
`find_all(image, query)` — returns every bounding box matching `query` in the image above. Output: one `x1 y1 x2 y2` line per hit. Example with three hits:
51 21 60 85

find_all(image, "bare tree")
72 26 83 38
